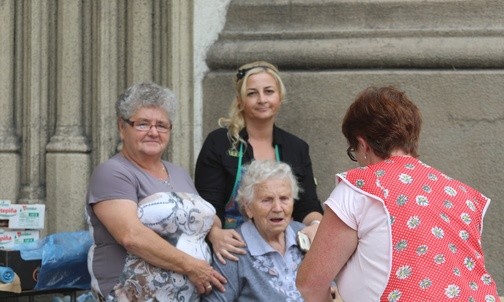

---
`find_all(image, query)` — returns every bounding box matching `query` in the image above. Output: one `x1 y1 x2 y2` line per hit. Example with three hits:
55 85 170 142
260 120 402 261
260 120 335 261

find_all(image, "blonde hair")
218 61 286 150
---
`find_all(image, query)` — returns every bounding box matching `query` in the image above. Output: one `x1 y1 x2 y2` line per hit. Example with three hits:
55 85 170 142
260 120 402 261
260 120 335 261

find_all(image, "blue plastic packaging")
33 231 92 290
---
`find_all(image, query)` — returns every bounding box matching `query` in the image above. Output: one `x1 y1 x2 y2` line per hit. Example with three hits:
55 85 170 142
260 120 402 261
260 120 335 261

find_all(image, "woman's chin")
141 148 164 157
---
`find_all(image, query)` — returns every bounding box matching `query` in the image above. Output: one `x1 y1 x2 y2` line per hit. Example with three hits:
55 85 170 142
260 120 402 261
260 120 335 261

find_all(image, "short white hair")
237 160 299 218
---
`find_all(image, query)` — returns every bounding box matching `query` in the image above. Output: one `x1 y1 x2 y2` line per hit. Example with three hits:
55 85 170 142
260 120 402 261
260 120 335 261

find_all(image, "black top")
195 126 323 224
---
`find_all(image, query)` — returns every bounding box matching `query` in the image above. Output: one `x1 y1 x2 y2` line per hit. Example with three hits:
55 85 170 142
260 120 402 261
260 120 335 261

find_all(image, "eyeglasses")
123 119 172 133
347 146 357 162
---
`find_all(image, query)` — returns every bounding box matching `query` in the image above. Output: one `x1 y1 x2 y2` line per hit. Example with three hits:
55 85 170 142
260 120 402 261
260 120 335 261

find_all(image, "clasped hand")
208 227 247 264
188 258 227 295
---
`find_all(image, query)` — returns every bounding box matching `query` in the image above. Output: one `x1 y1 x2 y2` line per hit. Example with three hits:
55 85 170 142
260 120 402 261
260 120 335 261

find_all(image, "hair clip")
236 67 253 81
236 66 270 81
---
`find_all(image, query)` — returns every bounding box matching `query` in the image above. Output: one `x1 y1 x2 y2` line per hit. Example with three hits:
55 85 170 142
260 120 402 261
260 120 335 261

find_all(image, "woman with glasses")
296 86 499 301
194 61 324 264
86 82 226 301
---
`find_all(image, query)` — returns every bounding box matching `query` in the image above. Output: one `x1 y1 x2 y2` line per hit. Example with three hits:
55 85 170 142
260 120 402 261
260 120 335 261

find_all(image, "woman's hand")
300 221 319 242
208 225 246 264
186 258 227 294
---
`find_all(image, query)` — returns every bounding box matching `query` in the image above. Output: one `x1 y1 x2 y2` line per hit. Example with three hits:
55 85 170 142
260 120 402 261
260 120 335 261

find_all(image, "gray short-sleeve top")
86 153 204 297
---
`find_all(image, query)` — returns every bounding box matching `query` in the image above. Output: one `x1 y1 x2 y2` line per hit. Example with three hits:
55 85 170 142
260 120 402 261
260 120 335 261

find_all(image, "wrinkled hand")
186 258 227 295
208 227 246 264
300 222 319 242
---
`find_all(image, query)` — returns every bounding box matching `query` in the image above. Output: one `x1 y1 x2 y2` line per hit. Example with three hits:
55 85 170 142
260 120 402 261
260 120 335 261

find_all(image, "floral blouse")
340 156 498 301
112 192 215 302
202 221 305 302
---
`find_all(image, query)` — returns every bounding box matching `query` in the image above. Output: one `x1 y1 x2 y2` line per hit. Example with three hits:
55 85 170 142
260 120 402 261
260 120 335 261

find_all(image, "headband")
236 65 271 82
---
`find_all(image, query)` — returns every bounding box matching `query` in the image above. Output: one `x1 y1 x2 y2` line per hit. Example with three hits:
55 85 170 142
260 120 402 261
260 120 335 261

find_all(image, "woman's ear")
356 136 369 153
244 203 254 219
118 118 125 140
236 97 243 110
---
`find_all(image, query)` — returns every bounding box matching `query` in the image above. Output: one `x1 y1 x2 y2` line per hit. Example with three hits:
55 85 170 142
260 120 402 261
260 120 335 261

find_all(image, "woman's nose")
272 200 283 211
146 125 160 135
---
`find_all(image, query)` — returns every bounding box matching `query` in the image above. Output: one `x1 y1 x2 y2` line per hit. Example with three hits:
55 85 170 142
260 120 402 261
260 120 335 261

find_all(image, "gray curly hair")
115 82 179 122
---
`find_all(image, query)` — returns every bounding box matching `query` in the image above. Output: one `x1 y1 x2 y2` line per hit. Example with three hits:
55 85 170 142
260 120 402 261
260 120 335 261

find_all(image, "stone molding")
207 0 504 69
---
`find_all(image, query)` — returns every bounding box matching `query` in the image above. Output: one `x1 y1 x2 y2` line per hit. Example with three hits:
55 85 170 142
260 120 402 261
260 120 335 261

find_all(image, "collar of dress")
241 220 297 257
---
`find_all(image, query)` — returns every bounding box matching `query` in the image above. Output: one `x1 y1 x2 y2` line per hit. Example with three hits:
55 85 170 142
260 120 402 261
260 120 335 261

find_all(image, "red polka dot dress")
341 156 499 301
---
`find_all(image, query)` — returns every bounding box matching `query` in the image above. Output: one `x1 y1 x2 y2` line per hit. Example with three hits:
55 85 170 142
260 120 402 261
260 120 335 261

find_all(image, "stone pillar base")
45 153 91 234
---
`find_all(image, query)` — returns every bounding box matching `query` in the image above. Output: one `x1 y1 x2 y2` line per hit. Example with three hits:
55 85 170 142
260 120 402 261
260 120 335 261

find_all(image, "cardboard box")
0 249 41 290
0 204 45 229
0 229 40 249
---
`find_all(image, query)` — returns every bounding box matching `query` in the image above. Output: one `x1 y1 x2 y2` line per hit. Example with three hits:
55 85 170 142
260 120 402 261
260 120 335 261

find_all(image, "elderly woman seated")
202 160 307 301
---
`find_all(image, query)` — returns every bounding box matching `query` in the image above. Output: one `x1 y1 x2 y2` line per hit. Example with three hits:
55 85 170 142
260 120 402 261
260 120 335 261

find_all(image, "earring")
364 153 367 160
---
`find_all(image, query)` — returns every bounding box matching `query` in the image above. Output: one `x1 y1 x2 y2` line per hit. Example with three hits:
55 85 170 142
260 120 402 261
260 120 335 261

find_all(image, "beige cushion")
0 273 21 294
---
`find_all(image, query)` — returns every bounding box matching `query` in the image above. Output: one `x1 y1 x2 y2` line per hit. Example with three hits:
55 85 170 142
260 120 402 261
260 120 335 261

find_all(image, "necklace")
160 165 173 190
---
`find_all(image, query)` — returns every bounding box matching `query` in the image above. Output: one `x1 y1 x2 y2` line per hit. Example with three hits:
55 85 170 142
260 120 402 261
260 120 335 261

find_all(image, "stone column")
163 0 194 170
91 0 121 164
126 0 154 83
0 0 20 202
17 0 51 207
46 0 91 233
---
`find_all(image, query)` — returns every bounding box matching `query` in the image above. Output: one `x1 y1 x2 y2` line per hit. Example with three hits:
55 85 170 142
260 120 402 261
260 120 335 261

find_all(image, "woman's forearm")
302 211 323 226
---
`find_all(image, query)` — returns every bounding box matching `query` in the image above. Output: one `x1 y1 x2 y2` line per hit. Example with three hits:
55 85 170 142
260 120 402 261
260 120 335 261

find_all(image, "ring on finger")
206 285 212 290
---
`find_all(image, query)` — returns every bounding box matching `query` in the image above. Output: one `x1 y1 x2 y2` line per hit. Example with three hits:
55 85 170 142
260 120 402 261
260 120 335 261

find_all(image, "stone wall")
0 0 193 234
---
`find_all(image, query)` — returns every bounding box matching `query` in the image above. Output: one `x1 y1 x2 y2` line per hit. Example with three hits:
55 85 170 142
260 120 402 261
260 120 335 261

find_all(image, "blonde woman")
195 61 323 264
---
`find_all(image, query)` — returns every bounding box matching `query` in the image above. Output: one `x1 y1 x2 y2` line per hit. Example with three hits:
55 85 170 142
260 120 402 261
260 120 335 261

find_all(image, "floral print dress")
112 192 215 302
